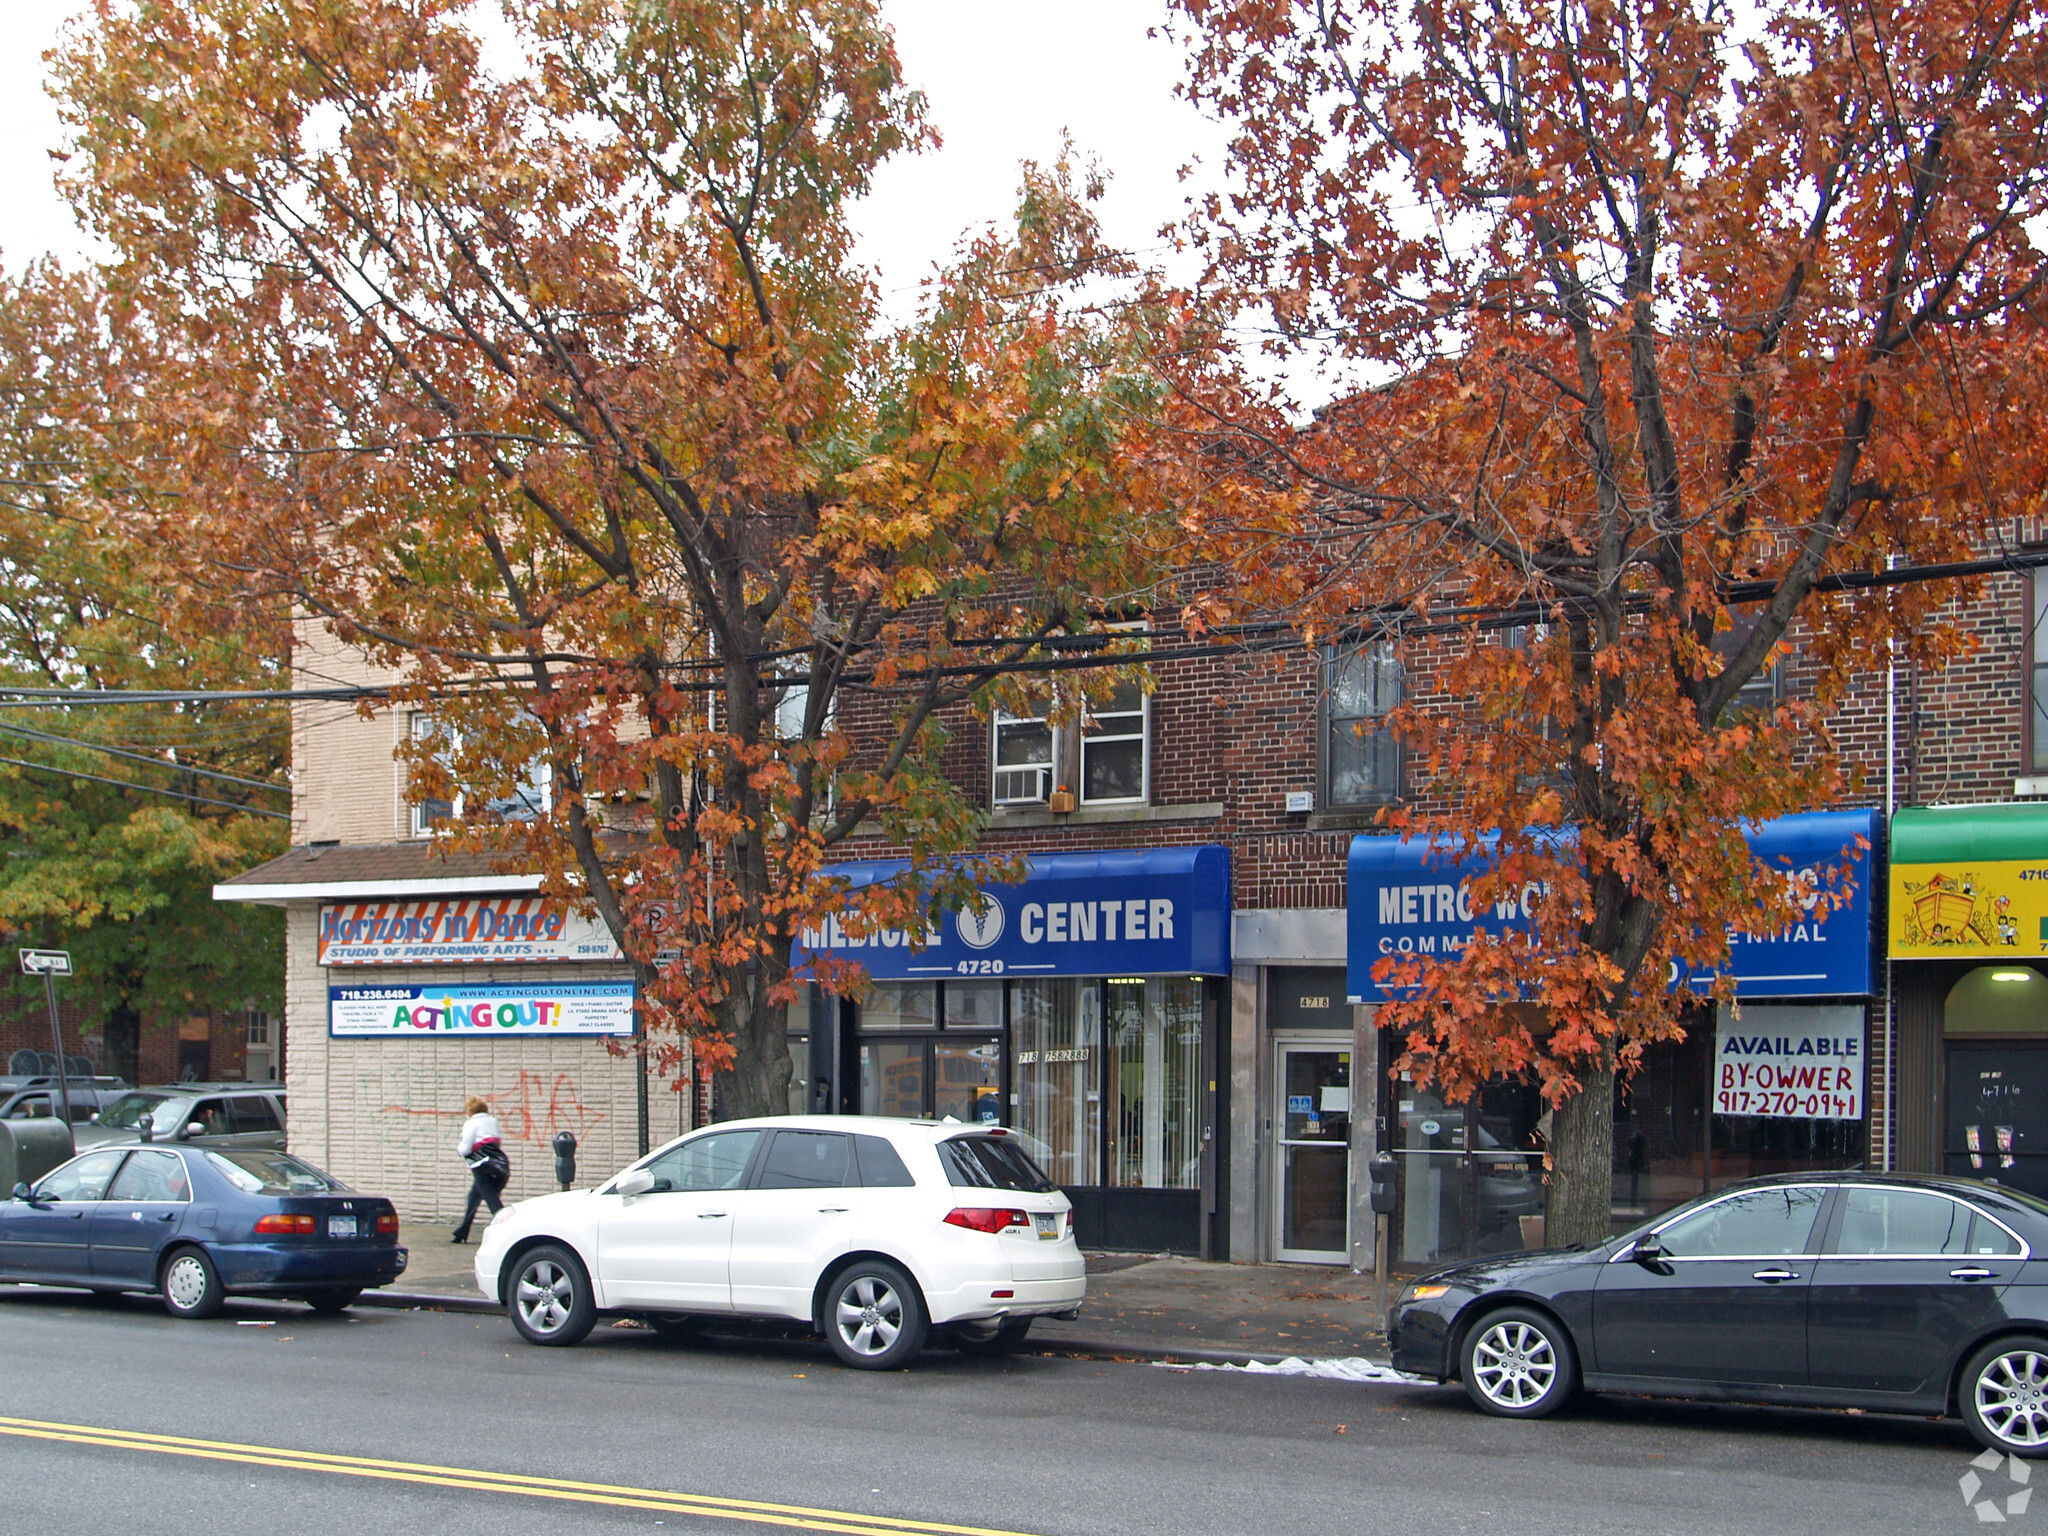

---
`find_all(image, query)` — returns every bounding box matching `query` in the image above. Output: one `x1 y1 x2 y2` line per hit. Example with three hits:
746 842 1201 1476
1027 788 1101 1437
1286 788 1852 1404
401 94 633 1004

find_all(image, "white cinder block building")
215 626 666 1222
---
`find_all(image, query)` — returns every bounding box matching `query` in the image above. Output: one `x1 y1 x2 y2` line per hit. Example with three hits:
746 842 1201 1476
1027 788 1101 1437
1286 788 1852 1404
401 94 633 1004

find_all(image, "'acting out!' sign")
327 982 636 1038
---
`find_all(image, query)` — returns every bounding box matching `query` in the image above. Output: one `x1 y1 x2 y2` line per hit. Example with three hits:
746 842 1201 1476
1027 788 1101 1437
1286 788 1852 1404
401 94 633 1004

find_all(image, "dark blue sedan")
0 1143 406 1316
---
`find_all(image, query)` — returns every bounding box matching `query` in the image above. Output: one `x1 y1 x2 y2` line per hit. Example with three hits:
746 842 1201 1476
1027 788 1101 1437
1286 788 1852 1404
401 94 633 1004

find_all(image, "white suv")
475 1116 1084 1369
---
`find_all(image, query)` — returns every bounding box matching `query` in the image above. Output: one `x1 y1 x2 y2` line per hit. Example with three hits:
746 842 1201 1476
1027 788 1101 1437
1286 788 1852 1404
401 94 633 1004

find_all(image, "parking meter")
1368 1150 1398 1216
138 1112 154 1144
552 1130 576 1190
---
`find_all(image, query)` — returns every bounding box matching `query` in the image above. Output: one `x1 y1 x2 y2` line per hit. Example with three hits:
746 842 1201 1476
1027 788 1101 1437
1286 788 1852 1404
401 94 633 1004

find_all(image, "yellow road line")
0 1416 1046 1536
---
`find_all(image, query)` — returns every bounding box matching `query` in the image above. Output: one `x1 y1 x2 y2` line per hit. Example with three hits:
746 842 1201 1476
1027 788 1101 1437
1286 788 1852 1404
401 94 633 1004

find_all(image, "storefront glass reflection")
1014 979 1100 1187
1384 1010 1868 1271
1108 978 1202 1190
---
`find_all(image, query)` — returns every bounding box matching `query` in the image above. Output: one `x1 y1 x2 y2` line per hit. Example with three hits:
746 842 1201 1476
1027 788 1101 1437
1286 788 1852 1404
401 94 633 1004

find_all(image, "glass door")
1272 1040 1351 1263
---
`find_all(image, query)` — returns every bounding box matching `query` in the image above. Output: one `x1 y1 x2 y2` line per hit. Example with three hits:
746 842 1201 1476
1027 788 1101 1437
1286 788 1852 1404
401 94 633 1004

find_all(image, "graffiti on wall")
373 1066 611 1145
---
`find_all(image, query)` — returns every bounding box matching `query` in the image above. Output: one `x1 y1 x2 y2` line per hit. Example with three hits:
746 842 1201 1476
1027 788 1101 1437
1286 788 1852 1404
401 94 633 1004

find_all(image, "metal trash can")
0 1119 76 1192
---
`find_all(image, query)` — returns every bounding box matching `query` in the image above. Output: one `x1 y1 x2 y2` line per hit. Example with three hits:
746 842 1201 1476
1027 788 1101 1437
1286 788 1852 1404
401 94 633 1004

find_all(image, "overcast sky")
0 0 1229 317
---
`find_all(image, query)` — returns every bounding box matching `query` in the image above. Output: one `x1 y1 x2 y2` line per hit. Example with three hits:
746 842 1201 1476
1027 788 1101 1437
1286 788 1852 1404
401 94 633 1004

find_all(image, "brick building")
216 554 2048 1263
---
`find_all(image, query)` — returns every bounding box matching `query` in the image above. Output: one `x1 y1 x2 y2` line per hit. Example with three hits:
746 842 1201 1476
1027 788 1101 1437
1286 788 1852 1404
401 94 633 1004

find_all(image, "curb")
360 1288 503 1315
356 1290 1390 1369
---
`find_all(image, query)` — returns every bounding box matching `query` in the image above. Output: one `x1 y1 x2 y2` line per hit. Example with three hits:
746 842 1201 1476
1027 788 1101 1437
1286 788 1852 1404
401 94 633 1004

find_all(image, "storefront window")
861 982 934 1031
1108 978 1202 1189
860 1038 926 1117
1014 978 1100 1187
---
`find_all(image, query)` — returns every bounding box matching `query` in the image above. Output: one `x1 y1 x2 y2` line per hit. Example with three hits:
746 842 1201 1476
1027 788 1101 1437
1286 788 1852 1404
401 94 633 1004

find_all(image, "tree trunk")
1546 1054 1617 1249
103 995 141 1086
711 978 793 1122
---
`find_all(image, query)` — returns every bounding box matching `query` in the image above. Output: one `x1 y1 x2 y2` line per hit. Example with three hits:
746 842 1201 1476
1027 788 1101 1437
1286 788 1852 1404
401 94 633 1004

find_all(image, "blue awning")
1346 809 1877 1002
797 845 1231 982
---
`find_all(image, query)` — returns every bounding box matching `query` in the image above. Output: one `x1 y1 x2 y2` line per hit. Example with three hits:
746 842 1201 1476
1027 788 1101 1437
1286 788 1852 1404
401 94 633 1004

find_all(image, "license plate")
1033 1213 1058 1241
327 1216 358 1238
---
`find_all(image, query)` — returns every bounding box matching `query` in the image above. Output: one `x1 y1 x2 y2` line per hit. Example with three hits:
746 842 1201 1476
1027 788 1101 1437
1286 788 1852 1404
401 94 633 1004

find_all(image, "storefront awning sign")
1890 803 2048 959
329 981 636 1038
318 897 621 965
796 845 1231 981
1346 809 1877 1002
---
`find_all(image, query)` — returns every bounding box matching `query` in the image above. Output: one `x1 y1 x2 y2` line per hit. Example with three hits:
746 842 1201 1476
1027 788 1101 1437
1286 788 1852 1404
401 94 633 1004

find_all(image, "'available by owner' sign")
1713 1004 1864 1120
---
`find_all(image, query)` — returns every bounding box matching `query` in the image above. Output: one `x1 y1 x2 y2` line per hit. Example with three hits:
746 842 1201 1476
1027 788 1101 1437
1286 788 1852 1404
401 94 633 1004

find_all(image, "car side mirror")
616 1168 655 1198
87 1113 99 1124
1633 1234 1664 1264
177 1122 205 1141
11 1182 30 1202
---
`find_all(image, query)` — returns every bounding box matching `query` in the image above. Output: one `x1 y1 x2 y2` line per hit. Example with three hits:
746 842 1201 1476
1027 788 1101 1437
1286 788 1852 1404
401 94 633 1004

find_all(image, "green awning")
1892 803 2048 864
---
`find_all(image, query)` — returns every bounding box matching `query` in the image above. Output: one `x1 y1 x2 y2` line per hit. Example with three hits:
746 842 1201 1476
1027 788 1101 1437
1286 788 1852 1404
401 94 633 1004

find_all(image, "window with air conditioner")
991 651 1150 811
992 703 1055 807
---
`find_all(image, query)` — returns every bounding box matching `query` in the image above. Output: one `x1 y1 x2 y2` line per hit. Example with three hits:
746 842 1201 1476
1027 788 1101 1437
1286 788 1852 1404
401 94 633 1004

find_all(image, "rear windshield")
938 1135 1056 1193
204 1150 352 1195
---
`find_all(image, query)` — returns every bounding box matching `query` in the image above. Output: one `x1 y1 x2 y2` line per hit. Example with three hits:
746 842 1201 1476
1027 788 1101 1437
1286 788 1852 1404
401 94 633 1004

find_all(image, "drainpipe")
1883 555 1898 1172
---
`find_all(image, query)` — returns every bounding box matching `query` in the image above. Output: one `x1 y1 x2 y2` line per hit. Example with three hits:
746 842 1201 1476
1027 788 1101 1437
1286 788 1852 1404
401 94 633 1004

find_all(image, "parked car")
476 1115 1084 1368
76 1084 287 1151
0 1076 130 1126
0 1143 404 1315
1388 1171 2048 1455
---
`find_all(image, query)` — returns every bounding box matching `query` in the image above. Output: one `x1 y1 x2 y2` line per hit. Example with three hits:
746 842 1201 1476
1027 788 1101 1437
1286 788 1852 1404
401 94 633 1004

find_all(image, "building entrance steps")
374 1227 1392 1365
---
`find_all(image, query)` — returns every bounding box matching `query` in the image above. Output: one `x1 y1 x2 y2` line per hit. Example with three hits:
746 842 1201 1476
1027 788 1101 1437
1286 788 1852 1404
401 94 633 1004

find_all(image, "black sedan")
1388 1171 2048 1455
0 1144 406 1316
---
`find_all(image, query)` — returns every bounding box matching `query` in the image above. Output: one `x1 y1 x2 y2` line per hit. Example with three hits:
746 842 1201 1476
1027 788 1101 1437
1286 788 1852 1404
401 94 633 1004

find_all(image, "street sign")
18 949 72 977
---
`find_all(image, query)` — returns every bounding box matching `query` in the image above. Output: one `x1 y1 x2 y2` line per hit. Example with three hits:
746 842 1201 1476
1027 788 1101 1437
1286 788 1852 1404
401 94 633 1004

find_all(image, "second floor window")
991 677 1150 809
1324 642 1402 808
992 704 1056 807
409 712 550 838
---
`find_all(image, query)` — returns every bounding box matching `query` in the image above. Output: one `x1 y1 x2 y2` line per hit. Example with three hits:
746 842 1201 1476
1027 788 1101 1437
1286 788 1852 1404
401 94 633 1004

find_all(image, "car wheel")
1961 1336 2048 1457
645 1314 703 1343
824 1261 928 1370
508 1245 595 1347
951 1318 1033 1356
160 1248 226 1321
1459 1306 1577 1418
305 1288 363 1314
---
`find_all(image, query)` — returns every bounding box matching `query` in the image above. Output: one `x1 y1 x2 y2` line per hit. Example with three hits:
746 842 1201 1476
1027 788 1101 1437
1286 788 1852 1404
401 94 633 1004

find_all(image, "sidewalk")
375 1223 1392 1365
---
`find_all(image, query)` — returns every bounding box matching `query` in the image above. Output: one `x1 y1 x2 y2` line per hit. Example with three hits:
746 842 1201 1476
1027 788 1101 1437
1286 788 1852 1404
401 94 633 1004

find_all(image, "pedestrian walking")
451 1095 510 1243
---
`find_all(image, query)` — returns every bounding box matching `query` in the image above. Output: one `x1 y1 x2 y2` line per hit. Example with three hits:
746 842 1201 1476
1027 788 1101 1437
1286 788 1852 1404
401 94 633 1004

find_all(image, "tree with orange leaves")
55 0 1179 1122
1171 0 2048 1242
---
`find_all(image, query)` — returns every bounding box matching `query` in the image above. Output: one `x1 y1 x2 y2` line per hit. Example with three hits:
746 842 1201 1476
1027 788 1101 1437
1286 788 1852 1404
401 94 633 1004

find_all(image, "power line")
0 720 289 794
0 547 2029 709
0 753 290 819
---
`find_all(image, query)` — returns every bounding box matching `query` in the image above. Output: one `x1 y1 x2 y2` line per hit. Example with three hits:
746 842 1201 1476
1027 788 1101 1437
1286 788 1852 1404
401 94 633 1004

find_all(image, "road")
0 1286 2004 1535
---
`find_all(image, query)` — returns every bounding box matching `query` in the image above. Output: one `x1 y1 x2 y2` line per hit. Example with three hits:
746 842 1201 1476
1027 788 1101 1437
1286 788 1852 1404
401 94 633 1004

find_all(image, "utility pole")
19 949 75 1129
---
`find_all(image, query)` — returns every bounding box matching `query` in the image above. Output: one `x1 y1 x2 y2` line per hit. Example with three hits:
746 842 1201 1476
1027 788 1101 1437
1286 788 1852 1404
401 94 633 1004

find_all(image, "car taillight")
376 1212 399 1234
254 1213 316 1235
944 1207 1028 1234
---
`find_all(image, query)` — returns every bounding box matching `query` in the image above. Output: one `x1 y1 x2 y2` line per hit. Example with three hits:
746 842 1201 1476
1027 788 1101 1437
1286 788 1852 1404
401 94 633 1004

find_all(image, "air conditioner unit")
993 765 1050 806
